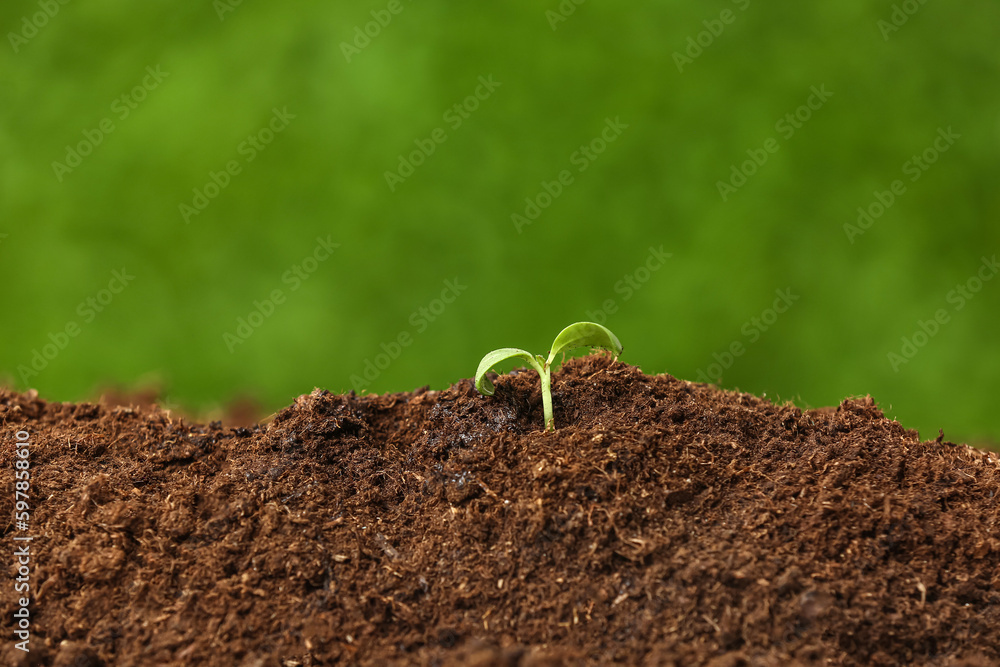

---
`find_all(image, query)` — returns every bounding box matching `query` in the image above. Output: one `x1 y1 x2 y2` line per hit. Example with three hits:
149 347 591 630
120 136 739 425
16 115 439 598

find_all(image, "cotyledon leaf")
546 321 623 366
475 348 542 395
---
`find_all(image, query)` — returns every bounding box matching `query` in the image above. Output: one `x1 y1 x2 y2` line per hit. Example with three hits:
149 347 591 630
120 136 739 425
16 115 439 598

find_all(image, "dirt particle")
52 642 103 667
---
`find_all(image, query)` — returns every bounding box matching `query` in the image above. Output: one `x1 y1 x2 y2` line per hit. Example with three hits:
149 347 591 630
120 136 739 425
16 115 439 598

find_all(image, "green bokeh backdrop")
2 1 998 447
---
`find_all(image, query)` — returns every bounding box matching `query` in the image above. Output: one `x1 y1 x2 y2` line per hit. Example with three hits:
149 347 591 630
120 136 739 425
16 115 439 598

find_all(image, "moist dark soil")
2 354 999 666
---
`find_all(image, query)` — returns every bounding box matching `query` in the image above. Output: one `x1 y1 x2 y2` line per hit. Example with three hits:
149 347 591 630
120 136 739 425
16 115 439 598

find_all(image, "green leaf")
475 348 541 395
546 321 623 366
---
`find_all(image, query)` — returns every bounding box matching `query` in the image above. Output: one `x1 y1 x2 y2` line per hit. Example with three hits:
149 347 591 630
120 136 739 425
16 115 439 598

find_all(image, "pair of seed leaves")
474 321 623 430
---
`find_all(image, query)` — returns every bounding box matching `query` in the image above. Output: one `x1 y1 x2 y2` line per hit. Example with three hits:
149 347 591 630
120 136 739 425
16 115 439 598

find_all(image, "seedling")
474 321 623 431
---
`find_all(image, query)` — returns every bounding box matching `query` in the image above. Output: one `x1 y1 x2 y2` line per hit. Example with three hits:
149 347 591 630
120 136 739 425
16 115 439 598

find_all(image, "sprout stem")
539 366 554 431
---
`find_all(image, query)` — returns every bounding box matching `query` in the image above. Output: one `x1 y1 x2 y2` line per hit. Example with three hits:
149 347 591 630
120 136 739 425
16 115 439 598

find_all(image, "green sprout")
474 321 623 431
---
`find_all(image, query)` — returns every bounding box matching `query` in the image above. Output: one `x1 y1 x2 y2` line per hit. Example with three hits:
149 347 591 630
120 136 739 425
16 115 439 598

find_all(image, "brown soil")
2 354 999 666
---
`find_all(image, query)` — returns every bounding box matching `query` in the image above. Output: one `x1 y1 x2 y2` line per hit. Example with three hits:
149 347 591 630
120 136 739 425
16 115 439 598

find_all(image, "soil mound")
2 355 998 666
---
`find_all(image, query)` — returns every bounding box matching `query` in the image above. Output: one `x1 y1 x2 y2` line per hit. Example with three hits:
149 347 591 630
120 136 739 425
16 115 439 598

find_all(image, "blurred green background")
1 1 998 447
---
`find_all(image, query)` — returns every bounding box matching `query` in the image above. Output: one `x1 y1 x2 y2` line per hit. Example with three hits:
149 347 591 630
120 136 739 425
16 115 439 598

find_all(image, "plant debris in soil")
1 354 999 666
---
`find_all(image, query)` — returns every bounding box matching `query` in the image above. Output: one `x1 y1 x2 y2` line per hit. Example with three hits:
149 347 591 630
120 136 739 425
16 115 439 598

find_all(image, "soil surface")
2 355 999 666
